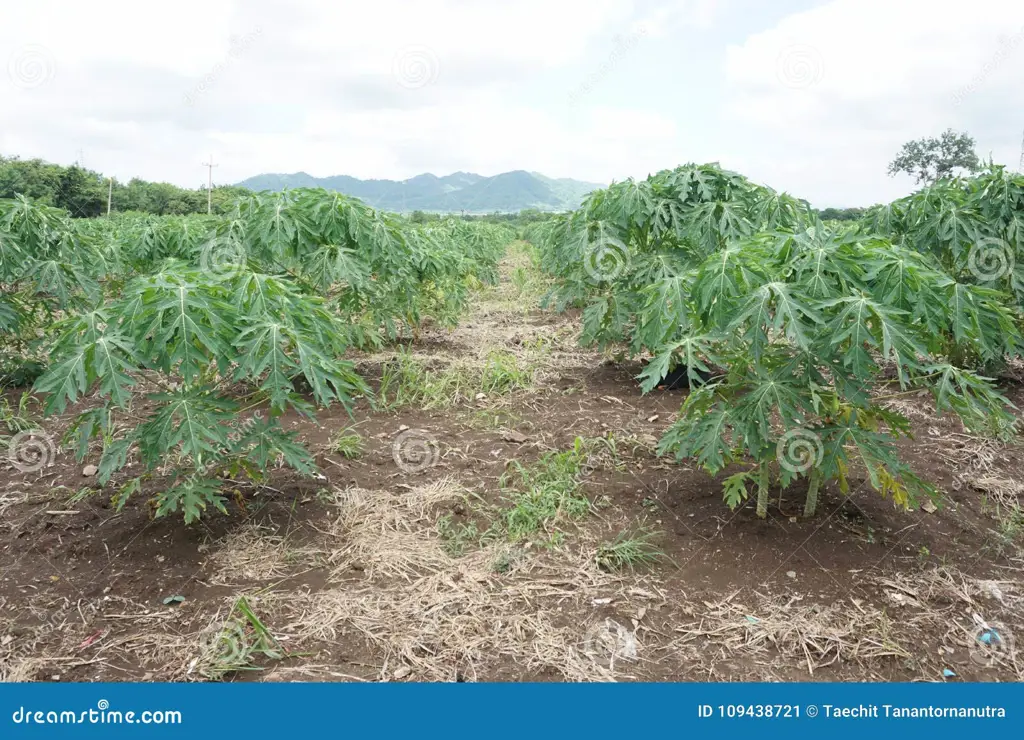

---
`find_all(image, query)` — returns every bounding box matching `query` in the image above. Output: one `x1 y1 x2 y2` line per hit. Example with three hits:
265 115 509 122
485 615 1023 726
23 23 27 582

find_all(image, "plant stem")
756 464 770 519
803 467 822 517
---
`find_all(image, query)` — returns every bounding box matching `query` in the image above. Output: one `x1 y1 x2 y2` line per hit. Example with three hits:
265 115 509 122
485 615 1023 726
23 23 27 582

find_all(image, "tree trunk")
803 467 822 518
756 464 770 519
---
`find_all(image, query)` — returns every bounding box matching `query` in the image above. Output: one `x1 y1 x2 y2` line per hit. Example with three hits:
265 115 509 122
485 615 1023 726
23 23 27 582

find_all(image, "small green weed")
436 514 480 557
595 528 663 571
500 437 595 540
379 350 533 410
333 429 364 459
195 596 284 681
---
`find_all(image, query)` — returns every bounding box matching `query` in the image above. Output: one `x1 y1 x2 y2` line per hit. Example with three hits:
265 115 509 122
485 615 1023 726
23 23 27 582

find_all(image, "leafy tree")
0 156 61 203
861 164 1024 370
54 166 107 217
887 129 980 185
816 207 864 222
652 223 1015 518
1 154 251 217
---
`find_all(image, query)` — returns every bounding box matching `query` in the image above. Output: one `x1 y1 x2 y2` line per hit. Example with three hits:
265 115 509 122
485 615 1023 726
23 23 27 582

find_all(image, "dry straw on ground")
267 479 651 681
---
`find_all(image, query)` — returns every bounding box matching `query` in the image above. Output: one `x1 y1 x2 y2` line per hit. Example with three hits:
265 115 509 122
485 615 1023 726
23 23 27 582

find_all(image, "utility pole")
201 154 218 214
76 148 85 169
107 177 113 216
1018 128 1024 172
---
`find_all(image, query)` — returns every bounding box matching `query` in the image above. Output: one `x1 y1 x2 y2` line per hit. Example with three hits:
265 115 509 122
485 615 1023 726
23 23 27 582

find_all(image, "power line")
201 154 219 214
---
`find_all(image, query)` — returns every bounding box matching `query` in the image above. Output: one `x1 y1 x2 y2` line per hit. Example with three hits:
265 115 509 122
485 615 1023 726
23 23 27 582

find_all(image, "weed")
379 349 534 410
491 547 524 574
195 596 284 681
333 429 364 459
0 392 35 434
987 507 1024 557
436 514 480 557
65 487 98 505
595 528 663 571
467 408 523 430
535 530 566 549
479 350 534 395
500 437 595 540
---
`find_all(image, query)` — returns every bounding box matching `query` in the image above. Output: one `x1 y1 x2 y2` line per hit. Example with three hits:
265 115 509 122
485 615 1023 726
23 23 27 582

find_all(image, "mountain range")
234 170 602 213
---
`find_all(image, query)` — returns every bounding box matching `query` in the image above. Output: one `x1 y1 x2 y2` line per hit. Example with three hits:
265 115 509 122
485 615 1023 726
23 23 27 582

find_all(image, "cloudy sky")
2 0 1022 206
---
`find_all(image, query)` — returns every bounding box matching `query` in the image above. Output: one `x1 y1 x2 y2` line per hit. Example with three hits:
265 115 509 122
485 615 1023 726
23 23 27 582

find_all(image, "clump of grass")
436 514 480 557
990 508 1024 557
194 596 284 681
595 529 663 572
490 546 526 574
378 349 534 410
501 242 548 307
378 352 449 409
479 349 534 395
333 429 364 459
975 475 1024 557
65 486 98 505
0 392 35 434
500 437 595 541
467 408 523 430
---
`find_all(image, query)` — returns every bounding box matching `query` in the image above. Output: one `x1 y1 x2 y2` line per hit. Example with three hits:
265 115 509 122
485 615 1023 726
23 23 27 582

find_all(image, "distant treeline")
816 207 865 221
1 155 872 223
0 155 250 217
408 208 557 225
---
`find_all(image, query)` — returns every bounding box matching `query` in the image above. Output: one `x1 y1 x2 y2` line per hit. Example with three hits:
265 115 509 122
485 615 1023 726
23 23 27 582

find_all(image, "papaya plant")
651 223 1015 517
535 163 810 356
1 196 102 386
864 164 1024 309
35 260 368 522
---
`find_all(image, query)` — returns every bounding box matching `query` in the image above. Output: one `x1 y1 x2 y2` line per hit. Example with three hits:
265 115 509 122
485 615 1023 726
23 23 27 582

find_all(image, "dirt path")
2 246 1023 682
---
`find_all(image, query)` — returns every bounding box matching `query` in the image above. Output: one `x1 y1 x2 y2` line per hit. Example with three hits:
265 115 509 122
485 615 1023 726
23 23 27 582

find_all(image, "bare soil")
2 252 1023 683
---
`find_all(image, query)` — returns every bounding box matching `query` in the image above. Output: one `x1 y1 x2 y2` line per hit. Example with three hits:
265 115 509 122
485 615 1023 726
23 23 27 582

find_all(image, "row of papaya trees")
1 190 513 521
529 163 1022 518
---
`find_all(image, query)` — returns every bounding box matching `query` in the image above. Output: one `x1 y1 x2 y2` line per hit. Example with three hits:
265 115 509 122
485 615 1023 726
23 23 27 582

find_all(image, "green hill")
235 169 601 213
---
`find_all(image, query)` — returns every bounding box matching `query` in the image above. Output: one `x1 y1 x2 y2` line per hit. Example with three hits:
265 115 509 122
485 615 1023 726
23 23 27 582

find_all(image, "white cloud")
2 0 686 186
2 0 1021 207
724 0 1024 204
211 102 679 184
